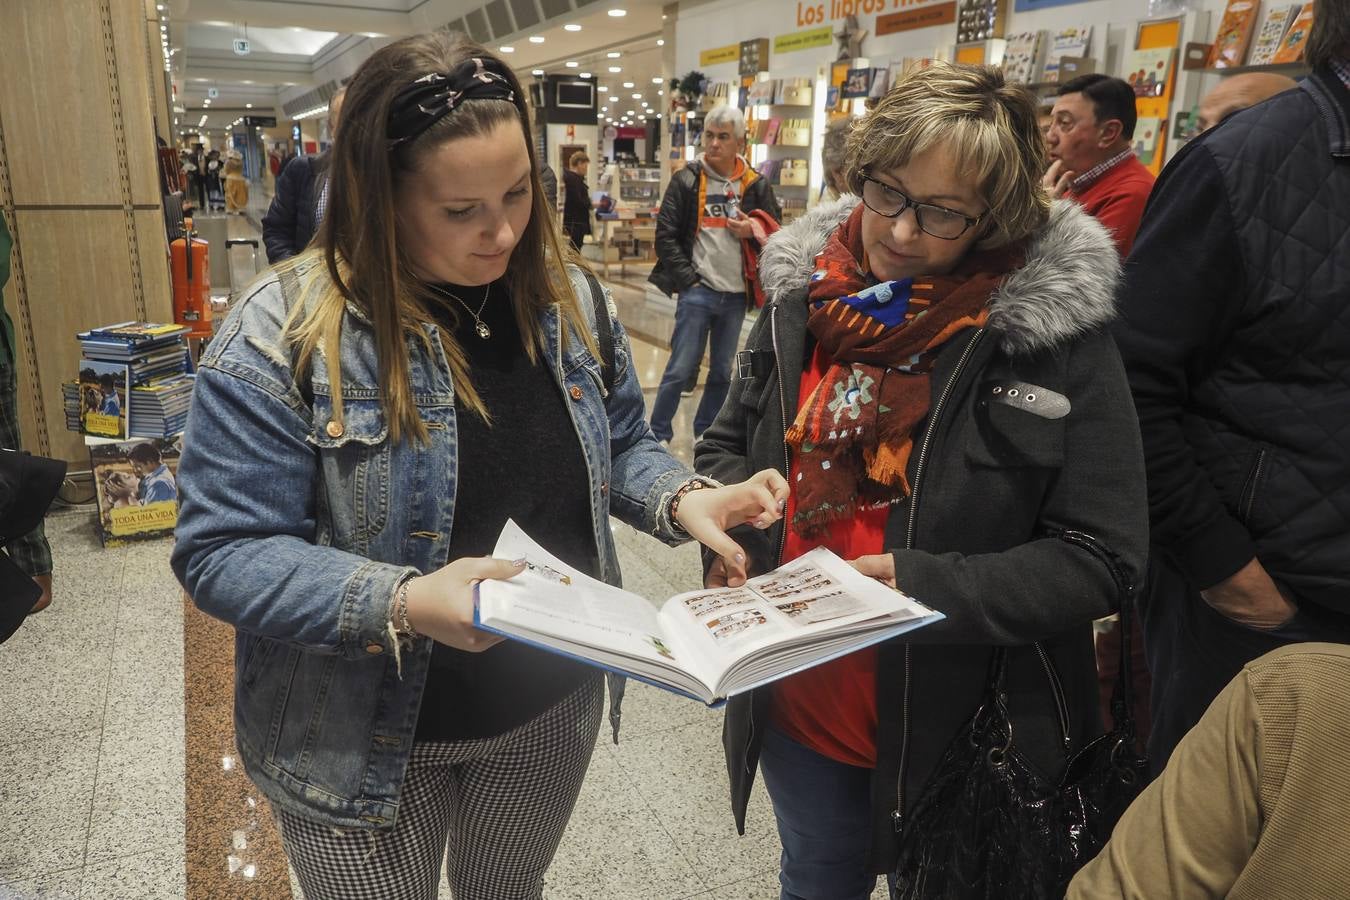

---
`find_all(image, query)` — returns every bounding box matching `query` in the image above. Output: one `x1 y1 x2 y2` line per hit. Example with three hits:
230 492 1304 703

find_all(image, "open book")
476 520 944 706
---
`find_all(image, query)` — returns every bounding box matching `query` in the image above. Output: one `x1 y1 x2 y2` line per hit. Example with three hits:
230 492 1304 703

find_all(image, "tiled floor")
0 211 888 899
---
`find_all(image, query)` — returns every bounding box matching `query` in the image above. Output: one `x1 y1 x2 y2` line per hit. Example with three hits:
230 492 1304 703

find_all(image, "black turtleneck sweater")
415 279 596 742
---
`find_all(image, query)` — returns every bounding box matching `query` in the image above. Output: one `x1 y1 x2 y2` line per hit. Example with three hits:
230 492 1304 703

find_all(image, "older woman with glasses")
696 62 1149 898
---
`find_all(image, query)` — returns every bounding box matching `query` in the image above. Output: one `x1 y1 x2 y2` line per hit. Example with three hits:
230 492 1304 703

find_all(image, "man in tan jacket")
1069 644 1350 899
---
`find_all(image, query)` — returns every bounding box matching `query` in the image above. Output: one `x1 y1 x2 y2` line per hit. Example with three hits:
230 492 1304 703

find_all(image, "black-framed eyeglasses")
858 173 985 240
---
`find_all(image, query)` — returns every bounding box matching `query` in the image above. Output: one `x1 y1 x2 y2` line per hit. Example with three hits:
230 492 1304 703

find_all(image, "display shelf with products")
743 75 816 225
618 165 661 205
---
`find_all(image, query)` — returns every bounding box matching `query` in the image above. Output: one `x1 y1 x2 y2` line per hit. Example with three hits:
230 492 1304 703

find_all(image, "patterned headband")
386 57 516 148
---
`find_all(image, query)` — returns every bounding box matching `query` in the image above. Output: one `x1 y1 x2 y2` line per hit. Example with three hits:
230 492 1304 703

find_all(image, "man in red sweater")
1044 74 1155 256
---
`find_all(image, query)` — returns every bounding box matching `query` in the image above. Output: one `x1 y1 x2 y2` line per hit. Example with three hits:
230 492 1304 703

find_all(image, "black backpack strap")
582 271 615 396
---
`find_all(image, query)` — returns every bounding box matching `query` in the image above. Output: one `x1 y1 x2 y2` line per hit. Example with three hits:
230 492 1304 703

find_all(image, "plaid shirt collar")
1333 59 1350 92
1070 146 1136 192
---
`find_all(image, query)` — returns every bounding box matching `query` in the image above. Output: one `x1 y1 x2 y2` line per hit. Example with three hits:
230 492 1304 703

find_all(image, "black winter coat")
1115 68 1350 615
262 154 326 264
648 160 781 297
695 197 1149 874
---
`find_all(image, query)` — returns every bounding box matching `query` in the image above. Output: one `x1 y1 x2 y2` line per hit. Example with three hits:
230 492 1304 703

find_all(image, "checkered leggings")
0 356 52 576
274 674 604 900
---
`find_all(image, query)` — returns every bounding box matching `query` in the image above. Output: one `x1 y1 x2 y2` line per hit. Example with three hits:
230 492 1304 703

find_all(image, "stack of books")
74 322 193 440
129 374 194 438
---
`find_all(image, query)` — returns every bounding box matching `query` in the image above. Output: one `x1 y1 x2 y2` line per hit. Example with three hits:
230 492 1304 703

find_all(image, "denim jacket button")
569 385 583 401
364 642 383 655
326 420 345 438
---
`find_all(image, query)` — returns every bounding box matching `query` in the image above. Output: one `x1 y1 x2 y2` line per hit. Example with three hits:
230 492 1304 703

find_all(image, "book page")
477 520 719 687
658 547 929 677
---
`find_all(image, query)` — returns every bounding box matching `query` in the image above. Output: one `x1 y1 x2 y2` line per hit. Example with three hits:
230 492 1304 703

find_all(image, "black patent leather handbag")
891 575 1147 898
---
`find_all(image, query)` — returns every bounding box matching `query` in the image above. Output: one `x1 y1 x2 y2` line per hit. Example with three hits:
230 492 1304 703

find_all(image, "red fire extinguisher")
171 218 212 339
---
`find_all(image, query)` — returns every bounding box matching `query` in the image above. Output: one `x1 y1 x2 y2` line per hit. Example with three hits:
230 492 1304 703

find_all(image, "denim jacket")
171 259 693 828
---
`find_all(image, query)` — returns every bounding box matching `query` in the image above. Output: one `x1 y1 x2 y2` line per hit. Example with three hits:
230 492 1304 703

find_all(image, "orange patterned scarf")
786 205 1022 536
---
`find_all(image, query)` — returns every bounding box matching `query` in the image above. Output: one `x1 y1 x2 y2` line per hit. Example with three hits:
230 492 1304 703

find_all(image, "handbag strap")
581 271 615 396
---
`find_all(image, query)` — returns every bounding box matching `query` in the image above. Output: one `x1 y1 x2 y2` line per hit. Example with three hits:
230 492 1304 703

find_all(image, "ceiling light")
608 8 627 16
500 45 514 53
580 72 592 78
631 93 641 99
658 90 664 96
361 32 386 37
565 60 578 68
156 3 164 9
626 109 634 115
564 23 582 31
622 82 634 88
657 39 665 46
598 86 608 92
601 106 608 111
530 35 545 43
532 69 545 76
607 52 621 58
652 77 663 84
246 103 253 108
608 66 621 73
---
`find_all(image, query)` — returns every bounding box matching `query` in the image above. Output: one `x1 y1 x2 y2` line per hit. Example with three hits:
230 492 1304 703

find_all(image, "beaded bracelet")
668 478 710 527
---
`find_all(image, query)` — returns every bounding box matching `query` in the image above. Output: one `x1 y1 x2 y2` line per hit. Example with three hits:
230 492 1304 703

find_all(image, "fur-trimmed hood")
758 196 1121 356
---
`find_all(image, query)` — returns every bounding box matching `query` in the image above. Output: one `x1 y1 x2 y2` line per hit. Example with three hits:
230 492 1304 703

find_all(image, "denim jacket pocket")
308 392 391 551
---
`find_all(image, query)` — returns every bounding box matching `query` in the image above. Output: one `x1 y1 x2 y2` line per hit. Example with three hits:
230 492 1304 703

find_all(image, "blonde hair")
846 62 1050 249
277 32 594 444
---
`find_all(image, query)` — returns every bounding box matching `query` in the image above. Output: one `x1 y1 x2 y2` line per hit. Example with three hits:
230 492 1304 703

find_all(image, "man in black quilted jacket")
1115 8 1350 773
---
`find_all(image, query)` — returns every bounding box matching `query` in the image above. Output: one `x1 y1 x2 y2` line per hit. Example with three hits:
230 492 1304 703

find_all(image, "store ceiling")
165 0 670 138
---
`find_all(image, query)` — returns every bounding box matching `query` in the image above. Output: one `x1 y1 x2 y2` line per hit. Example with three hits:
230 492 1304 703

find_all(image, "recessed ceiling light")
607 51 621 58
631 93 641 99
657 90 664 96
657 39 665 46
598 86 608 92
566 60 579 67
361 32 386 37
532 69 545 76
564 23 582 31
529 35 545 43
608 66 621 73
500 45 514 53
622 82 634 88
652 77 663 84
246 103 253 108
608 8 627 16
581 72 592 78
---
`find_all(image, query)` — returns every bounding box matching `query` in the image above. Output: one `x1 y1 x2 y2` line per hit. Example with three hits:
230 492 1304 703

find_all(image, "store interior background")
0 0 1308 896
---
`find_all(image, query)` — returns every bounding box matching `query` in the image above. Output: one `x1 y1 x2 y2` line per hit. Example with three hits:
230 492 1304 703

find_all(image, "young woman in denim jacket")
171 34 787 899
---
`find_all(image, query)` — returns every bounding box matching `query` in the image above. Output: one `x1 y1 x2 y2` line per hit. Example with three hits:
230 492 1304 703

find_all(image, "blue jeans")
648 284 746 441
759 726 880 900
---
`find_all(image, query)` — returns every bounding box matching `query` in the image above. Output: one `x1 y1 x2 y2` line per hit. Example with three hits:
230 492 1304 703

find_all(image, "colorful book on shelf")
1271 2 1315 63
1042 25 1092 83
868 67 890 100
763 117 782 146
1003 31 1046 84
1207 0 1260 68
842 67 871 99
1249 4 1299 65
1126 47 1175 97
90 436 182 547
1133 117 1163 167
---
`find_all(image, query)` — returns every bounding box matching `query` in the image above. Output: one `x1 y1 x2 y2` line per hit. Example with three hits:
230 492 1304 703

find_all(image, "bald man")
1197 72 1298 132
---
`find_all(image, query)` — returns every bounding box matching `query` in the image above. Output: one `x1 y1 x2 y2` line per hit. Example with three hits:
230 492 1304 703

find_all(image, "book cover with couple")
90 437 182 546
